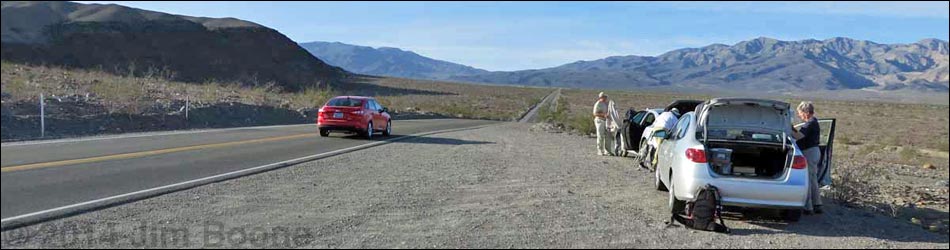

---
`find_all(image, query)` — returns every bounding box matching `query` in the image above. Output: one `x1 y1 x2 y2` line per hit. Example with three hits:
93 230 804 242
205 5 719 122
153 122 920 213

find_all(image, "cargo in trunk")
707 141 790 179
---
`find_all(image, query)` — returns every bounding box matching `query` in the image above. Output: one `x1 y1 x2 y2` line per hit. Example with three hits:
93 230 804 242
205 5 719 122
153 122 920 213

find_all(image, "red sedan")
317 96 392 139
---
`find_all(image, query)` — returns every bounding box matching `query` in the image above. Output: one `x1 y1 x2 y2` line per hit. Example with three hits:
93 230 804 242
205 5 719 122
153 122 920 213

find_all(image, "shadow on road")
390 135 494 146
335 134 494 146
723 204 949 244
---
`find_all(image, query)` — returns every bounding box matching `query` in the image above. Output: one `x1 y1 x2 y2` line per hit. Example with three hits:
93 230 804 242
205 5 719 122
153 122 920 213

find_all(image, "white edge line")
0 123 495 230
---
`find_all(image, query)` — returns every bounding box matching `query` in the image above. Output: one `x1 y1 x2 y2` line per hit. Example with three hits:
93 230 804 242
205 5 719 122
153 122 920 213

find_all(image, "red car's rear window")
326 98 363 107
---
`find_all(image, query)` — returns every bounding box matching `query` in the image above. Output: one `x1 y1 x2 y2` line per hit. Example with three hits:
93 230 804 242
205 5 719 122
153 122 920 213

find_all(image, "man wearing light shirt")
593 92 612 156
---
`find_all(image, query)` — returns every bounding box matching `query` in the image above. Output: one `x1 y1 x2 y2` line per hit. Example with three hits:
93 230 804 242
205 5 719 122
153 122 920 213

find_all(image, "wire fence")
0 92 318 142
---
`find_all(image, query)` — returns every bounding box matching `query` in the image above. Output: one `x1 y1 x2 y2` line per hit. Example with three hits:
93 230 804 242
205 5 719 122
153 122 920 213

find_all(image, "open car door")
817 119 836 187
608 101 624 156
622 110 653 157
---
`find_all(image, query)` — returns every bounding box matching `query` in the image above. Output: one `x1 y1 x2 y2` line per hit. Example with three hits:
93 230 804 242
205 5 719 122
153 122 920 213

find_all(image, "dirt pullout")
1 123 946 249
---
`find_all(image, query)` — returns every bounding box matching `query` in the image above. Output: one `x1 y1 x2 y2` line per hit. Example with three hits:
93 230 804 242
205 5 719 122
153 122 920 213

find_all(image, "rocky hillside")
1 1 347 91
300 41 488 80
453 37 949 93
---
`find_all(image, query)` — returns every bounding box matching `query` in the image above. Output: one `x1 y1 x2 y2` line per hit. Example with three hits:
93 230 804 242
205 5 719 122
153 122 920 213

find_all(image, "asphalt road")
0 119 496 220
519 89 561 123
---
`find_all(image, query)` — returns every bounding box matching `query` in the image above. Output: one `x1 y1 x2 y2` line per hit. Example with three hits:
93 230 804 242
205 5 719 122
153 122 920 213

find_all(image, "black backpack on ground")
668 184 730 234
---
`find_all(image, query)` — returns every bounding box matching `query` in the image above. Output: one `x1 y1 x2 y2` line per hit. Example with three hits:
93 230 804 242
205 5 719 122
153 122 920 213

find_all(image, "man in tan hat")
593 92 612 156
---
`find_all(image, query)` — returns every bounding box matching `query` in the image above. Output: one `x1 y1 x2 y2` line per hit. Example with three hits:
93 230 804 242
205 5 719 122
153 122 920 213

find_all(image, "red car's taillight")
792 155 808 170
686 148 707 163
351 110 364 115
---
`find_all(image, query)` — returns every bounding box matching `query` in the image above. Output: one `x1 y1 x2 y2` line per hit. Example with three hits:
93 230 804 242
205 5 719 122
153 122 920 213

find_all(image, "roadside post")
39 93 46 138
185 95 190 121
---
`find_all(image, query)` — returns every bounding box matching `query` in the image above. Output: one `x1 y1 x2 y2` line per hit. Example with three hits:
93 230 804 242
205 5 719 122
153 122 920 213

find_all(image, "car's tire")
365 122 374 139
319 129 330 137
383 120 392 136
782 209 802 222
655 167 668 192
669 177 686 214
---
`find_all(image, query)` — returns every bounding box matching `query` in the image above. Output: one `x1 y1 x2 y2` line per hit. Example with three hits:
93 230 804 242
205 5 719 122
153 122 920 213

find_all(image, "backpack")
669 184 730 234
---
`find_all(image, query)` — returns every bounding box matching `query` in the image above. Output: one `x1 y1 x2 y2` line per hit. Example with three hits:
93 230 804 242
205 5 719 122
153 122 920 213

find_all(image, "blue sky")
82 1 950 71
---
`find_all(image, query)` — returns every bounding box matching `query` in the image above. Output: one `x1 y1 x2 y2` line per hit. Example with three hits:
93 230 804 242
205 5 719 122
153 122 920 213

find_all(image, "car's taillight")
686 148 707 163
792 155 808 170
351 110 364 115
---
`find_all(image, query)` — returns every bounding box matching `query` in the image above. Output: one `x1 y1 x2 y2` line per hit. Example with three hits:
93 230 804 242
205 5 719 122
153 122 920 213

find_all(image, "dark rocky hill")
1 1 347 91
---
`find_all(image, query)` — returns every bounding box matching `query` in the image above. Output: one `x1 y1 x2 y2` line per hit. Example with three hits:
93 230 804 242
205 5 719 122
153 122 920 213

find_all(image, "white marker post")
185 96 190 121
39 93 45 138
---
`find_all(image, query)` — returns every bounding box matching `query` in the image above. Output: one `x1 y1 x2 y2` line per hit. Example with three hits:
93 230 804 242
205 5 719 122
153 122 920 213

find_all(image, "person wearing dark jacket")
789 101 823 215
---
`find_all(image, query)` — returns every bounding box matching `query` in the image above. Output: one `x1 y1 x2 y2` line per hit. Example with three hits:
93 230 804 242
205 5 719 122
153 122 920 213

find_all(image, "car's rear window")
326 98 363 107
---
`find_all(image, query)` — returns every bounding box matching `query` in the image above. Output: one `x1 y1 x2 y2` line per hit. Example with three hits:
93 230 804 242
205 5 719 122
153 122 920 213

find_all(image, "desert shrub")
837 136 861 146
567 113 595 136
859 144 882 156
899 147 919 162
90 77 146 114
1 78 30 99
538 96 568 123
829 168 867 205
290 85 334 109
442 102 477 119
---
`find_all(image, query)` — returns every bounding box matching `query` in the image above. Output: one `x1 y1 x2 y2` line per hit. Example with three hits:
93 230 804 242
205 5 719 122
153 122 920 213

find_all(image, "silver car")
653 98 837 222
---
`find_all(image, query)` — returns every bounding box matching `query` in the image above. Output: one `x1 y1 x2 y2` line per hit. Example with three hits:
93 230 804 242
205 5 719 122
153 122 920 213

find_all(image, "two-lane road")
1 119 496 220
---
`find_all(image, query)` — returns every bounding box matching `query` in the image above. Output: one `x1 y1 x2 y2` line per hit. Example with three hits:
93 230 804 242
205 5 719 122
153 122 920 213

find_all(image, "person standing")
593 92 612 156
790 102 823 215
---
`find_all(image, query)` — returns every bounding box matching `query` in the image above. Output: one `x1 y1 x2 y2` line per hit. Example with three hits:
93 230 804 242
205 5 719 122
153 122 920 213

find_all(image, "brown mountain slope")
1 1 347 91
454 37 949 93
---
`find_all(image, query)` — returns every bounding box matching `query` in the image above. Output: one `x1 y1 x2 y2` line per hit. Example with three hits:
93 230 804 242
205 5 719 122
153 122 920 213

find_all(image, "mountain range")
454 37 948 93
300 41 488 80
1 1 347 91
303 38 948 93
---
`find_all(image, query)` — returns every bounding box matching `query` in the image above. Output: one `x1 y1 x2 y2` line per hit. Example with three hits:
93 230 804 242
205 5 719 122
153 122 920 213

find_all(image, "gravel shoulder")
2 123 947 249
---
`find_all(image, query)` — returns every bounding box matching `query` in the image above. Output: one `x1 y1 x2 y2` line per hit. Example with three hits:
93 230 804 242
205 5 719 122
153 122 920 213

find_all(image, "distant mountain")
453 37 949 93
1 1 347 91
300 41 488 80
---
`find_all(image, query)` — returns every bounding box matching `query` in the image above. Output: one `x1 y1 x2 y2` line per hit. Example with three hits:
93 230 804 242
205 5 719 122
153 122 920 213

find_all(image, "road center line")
0 133 319 173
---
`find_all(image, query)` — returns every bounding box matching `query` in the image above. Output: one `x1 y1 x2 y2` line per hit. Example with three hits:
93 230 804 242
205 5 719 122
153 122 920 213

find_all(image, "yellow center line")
1 133 319 173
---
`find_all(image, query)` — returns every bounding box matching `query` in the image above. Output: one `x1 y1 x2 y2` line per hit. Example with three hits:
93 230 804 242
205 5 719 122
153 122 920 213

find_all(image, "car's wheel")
383 120 392 136
669 176 686 214
782 209 802 222
365 122 374 139
319 129 330 137
655 166 668 191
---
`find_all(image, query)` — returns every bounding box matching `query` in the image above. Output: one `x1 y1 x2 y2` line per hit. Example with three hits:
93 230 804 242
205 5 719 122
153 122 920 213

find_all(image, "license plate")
333 112 343 119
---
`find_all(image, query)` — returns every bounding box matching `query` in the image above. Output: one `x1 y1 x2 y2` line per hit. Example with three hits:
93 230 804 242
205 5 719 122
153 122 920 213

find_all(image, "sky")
81 1 950 71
